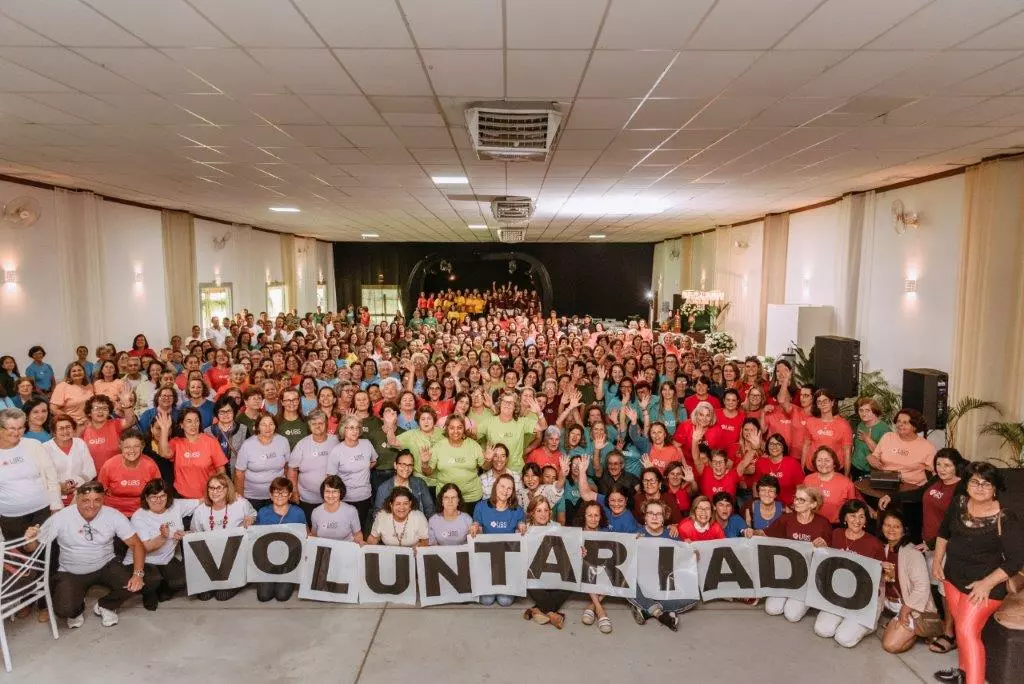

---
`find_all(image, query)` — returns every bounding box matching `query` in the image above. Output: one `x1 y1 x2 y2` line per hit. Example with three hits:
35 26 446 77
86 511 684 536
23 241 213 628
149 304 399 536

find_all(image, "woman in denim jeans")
629 499 698 631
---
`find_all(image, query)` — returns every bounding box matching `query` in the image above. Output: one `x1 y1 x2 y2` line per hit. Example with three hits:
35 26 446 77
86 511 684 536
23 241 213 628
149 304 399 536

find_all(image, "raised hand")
641 454 653 470
682 465 695 483
421 446 432 463
559 454 571 476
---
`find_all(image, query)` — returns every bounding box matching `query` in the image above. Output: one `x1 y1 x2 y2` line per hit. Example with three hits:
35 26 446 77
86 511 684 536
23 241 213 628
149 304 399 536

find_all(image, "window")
361 285 402 324
199 284 233 325
266 282 286 317
316 283 328 311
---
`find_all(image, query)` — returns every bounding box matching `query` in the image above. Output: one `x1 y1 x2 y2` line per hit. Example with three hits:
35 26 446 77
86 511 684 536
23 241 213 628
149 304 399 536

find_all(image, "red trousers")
944 580 1002 684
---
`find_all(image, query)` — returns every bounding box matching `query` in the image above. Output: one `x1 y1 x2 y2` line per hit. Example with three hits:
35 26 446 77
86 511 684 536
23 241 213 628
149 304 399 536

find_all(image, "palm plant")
945 397 1001 449
838 370 902 424
792 343 814 386
979 421 1024 468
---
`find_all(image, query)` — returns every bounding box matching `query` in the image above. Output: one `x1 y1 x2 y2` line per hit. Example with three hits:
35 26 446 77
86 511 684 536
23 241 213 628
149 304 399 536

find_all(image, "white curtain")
293 236 317 314
758 212 789 353
832 193 869 337
55 189 106 349
161 210 198 337
280 234 296 314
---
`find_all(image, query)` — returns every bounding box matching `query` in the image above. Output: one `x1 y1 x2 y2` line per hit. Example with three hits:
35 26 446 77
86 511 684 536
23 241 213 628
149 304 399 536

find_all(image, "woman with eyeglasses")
44 415 96 506
155 408 228 500
428 483 473 546
753 433 804 507
744 475 784 532
0 407 63 544
632 466 682 526
802 445 858 524
931 462 1024 684
204 396 247 475
801 389 853 475
366 486 429 547
81 394 139 472
189 472 255 601
310 475 363 543
97 431 161 517
628 499 697 631
126 478 197 610
328 414 378 527
868 408 936 488
254 477 306 602
851 398 891 481
234 413 290 511
287 409 339 521
755 484 832 623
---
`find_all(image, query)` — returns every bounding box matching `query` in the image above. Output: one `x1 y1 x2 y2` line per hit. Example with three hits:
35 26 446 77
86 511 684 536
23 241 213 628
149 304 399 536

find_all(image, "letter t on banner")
470 534 527 597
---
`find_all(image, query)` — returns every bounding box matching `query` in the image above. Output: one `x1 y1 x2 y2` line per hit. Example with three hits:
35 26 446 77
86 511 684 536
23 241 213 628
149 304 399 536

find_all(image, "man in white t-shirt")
31 482 150 628
205 316 228 348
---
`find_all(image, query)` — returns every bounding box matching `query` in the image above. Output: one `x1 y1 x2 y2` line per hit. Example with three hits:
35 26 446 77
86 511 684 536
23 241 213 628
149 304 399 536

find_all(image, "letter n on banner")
580 532 637 598
183 529 250 595
752 537 811 600
416 544 476 607
526 527 582 591
298 538 361 603
470 534 527 597
635 537 699 602
246 524 307 584
361 546 417 605
805 548 881 630
697 538 757 600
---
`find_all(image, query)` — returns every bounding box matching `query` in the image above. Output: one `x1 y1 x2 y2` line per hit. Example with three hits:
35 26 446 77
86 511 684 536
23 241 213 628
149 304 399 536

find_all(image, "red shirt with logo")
708 409 745 449
698 467 740 499
753 456 804 506
81 419 124 471
803 417 853 469
98 456 161 516
168 434 228 498
922 479 959 543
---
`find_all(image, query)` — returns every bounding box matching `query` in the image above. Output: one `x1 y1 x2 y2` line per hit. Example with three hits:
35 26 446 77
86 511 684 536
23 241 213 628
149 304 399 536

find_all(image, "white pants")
814 611 873 648
764 597 808 622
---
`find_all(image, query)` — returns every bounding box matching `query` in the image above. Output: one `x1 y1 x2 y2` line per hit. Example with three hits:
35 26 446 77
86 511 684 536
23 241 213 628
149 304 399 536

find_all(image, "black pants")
0 506 51 539
350 497 372 533
528 588 570 614
144 558 187 598
256 582 294 602
459 500 478 515
53 559 150 618
298 500 319 523
195 588 241 602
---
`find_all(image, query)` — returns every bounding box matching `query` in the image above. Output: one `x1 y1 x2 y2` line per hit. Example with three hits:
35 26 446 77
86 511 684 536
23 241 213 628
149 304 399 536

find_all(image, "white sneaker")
92 602 118 627
66 613 84 629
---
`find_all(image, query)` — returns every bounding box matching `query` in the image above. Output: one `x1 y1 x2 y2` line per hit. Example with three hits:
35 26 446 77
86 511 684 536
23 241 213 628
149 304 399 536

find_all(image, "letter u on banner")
526 527 582 591
298 537 361 604
635 537 699 602
183 528 250 595
416 544 476 607
580 531 637 599
246 524 307 584
470 534 527 597
361 546 417 605
804 548 882 630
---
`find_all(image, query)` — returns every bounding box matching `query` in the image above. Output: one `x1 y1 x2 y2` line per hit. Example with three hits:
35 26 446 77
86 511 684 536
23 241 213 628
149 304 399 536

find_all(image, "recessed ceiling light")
467 224 488 230
269 207 300 213
361 233 379 239
589 234 606 239
431 176 469 184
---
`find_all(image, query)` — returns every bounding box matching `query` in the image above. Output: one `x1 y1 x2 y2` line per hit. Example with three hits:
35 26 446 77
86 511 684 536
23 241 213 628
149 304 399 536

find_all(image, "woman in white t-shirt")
234 414 290 511
327 415 378 530
366 486 428 547
310 475 363 543
44 415 96 506
126 478 199 610
287 410 339 521
189 472 255 602
0 408 62 541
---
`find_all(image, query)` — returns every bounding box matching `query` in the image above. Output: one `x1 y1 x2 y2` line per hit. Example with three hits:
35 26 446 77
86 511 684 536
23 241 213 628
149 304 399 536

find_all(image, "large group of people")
1 295 1020 684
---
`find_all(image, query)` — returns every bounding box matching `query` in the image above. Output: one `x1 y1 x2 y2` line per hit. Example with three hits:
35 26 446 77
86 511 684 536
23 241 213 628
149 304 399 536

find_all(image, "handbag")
869 469 902 491
911 610 945 639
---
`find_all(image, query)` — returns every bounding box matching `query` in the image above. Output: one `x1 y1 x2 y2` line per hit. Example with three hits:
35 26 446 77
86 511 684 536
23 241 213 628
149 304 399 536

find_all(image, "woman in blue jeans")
470 472 527 606
629 499 698 631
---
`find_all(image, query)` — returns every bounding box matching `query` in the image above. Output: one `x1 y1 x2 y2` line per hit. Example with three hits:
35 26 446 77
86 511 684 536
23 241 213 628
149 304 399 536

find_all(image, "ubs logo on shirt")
1 456 25 466
324 521 338 529
120 479 143 488
928 488 947 501
183 450 203 460
87 437 106 447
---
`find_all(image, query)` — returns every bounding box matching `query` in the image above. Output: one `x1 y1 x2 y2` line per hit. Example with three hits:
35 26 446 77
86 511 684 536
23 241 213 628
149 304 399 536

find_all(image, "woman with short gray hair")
327 414 378 530
0 407 63 542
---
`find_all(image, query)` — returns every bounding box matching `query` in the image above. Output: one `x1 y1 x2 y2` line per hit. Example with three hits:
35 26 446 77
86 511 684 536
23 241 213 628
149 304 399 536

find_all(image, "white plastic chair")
0 535 58 672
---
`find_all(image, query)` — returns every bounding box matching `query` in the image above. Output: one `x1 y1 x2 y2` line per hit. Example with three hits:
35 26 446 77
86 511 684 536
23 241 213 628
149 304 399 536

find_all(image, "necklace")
209 505 229 529
392 515 409 544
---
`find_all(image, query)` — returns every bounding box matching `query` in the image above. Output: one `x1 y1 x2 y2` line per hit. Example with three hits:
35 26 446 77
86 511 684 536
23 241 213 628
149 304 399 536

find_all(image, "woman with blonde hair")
189 472 255 601
523 496 569 629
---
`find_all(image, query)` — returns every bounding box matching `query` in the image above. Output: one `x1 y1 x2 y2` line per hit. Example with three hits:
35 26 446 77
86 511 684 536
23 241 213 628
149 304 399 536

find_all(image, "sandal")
929 634 957 654
525 608 550 625
597 616 613 634
548 612 565 630
581 608 596 626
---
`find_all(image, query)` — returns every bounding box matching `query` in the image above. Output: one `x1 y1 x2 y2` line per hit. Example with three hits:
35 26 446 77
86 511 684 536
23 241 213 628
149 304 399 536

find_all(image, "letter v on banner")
183 529 250 594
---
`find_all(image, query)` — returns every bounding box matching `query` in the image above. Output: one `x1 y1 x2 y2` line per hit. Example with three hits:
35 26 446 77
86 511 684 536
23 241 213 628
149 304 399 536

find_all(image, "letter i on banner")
470 534 528 597
635 537 699 602
804 548 881 630
580 531 637 599
697 538 757 600
416 544 476 607
183 529 250 595
361 546 417 605
298 538 361 603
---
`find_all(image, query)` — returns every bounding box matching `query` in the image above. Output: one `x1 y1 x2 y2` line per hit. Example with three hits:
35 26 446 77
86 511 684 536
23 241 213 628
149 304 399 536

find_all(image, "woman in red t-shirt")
683 376 720 417
663 460 697 515
97 431 161 516
645 422 684 473
204 349 232 392
155 408 228 499
694 448 755 500
729 418 764 490
741 385 769 429
802 446 858 524
677 495 725 542
673 400 716 466
81 394 138 471
802 389 853 474
127 334 158 360
753 433 804 507
708 389 744 450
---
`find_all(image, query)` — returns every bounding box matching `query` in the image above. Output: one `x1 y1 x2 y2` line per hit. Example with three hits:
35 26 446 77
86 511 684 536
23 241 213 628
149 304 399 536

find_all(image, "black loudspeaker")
672 294 683 311
902 368 949 430
813 335 861 398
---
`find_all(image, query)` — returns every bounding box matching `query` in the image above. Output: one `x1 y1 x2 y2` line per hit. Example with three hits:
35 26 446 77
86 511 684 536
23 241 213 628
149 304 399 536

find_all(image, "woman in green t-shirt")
389 406 444 488
851 398 891 481
422 415 492 512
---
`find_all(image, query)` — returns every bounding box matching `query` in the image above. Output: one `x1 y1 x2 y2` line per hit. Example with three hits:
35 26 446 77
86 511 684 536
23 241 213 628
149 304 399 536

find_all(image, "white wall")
714 222 764 357
99 202 169 350
194 220 287 316
785 203 841 306
688 231 717 290
651 238 683 321
251 229 283 314
855 175 965 384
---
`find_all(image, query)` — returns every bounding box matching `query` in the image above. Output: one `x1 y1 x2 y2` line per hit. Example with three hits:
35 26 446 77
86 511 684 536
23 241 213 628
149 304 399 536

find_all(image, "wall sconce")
214 274 222 287
133 268 144 285
3 266 17 286
904 278 918 294
318 269 325 285
265 269 271 285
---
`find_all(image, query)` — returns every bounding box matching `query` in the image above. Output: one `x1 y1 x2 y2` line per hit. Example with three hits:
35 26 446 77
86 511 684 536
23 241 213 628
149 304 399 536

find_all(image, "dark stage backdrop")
332 242 654 320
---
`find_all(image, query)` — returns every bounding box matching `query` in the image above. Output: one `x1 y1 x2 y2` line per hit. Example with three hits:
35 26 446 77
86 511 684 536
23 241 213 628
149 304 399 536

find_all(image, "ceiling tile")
248 49 360 95
555 129 618 149
275 125 353 147
234 94 324 125
654 52 761 98
687 97 779 128
724 51 850 97
778 0 930 49
947 55 1024 96
171 94 263 125
627 99 706 129
422 50 503 97
958 11 1024 49
336 126 404 147
391 126 453 147
334 49 432 96
162 48 285 94
0 47 142 93
0 93 89 123
84 0 232 47
506 50 588 99
0 0 143 46
300 95 384 125
93 93 206 125
187 0 322 47
566 99 639 129
868 50 1022 98
0 14 53 46
76 48 217 93
292 0 411 48
687 0 821 49
748 97 844 126
0 58 70 92
578 51 675 98
506 0 606 49
794 50 937 97
400 0 502 49
598 0 713 49
24 92 134 123
869 0 1023 49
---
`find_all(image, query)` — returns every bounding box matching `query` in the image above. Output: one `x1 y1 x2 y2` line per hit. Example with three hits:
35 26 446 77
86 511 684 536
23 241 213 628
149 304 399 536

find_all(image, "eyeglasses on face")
967 478 994 490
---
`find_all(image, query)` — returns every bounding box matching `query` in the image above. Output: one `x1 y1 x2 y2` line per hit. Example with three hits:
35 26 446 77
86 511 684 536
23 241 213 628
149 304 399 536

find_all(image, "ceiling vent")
497 227 527 243
490 196 534 223
465 102 562 162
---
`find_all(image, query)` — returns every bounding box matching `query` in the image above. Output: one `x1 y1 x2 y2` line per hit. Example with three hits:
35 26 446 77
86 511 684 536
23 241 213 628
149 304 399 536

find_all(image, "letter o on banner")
251 532 303 576
813 556 873 611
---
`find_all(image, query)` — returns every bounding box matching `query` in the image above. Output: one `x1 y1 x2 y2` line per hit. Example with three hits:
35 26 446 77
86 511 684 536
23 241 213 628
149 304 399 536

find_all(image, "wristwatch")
133 570 145 578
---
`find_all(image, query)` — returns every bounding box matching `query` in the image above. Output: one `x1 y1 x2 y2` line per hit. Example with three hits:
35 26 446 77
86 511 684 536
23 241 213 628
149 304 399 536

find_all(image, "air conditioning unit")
490 196 534 222
465 102 562 162
497 227 527 243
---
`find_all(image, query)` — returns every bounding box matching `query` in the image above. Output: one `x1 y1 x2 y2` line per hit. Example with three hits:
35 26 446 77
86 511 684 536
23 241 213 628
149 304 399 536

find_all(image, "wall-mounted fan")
891 199 919 235
2 195 42 229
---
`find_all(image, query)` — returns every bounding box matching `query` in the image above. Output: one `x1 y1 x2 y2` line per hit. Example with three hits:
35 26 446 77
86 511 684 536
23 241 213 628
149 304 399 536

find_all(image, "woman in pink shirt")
49 362 94 426
803 446 858 524
92 360 126 404
868 408 936 487
802 389 853 474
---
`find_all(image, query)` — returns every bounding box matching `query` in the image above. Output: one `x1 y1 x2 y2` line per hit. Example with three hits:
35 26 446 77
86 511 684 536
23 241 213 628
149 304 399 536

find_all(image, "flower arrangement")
703 330 737 355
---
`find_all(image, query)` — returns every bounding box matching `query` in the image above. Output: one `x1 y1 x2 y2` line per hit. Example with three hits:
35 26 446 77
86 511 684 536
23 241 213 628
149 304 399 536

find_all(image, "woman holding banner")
310 475 363 543
633 467 682 525
629 499 697 631
189 472 255 601
128 478 197 610
877 508 941 655
472 472 528 607
677 495 725 541
523 497 569 629
932 463 1024 684
758 484 832 622
254 477 306 602
366 486 428 547
428 483 472 545
577 500 614 634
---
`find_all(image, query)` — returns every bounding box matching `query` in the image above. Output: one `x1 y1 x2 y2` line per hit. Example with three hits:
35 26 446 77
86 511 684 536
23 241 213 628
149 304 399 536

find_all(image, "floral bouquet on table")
702 331 737 356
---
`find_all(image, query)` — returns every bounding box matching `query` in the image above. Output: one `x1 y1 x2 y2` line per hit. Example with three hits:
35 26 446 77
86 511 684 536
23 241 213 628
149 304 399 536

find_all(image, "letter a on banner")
697 539 757 600
416 544 476 607
361 546 417 605
298 538 361 603
805 548 881 630
580 532 637 598
246 524 307 584
635 537 699 602
526 527 582 591
183 529 250 594
470 534 527 597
